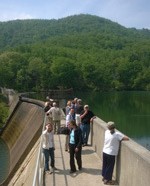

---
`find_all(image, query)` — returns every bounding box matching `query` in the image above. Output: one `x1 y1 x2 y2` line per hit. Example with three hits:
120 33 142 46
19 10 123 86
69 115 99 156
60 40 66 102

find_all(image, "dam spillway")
0 97 45 185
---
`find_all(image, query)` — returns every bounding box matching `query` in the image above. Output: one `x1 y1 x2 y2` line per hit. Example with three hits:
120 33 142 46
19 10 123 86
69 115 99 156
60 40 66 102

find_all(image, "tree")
50 57 80 89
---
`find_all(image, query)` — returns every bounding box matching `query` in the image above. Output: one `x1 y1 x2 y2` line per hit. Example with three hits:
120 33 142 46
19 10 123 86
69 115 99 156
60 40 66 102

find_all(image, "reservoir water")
75 91 150 150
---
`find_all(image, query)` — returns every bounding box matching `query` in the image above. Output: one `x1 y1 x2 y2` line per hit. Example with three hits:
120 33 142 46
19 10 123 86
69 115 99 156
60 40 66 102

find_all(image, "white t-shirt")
75 114 81 125
103 130 124 156
42 130 54 149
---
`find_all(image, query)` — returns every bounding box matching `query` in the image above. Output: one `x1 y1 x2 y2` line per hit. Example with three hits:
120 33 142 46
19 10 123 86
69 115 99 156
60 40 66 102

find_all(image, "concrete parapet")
117 139 150 186
91 117 150 186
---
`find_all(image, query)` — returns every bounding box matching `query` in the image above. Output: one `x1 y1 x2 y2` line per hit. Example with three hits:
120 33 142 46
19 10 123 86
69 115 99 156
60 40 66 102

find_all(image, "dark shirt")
76 105 84 114
81 110 94 124
44 105 51 112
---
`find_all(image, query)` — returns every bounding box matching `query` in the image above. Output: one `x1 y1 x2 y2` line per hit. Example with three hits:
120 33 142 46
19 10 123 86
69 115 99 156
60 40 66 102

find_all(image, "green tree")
51 57 79 89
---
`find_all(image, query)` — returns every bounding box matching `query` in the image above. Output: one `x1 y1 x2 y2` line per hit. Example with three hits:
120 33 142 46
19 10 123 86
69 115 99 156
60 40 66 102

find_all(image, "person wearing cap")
80 105 96 146
102 121 129 185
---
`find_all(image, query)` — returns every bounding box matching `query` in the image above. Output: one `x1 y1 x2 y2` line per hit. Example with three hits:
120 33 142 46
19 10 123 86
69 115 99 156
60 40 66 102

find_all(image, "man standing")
47 102 61 134
75 99 84 126
102 122 129 184
80 105 96 146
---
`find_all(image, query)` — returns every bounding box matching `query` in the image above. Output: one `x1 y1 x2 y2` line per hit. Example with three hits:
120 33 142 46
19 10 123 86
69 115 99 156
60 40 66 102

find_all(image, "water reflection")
132 137 150 151
75 91 150 149
0 138 9 184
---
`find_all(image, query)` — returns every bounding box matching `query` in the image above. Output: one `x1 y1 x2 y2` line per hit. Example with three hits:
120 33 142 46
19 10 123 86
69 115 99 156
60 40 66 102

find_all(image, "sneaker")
104 180 115 185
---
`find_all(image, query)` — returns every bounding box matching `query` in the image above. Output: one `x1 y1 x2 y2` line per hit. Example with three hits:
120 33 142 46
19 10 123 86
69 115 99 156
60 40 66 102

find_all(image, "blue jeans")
80 123 90 144
42 147 55 171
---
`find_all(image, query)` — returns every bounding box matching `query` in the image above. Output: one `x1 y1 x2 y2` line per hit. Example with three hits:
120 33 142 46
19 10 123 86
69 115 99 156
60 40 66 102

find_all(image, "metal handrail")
32 114 47 186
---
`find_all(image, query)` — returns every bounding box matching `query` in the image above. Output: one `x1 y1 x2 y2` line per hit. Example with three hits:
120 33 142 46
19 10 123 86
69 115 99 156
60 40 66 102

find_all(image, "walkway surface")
44 133 119 186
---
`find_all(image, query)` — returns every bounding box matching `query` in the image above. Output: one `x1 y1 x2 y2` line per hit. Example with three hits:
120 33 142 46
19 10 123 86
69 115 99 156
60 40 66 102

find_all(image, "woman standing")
42 123 56 174
102 121 129 185
69 120 83 173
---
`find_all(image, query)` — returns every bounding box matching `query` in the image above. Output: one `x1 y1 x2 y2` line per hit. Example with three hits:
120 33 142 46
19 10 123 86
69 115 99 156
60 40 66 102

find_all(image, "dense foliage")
0 94 9 128
0 14 150 91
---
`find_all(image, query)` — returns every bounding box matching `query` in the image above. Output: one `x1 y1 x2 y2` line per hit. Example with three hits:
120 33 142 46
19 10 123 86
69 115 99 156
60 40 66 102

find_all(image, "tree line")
0 14 150 92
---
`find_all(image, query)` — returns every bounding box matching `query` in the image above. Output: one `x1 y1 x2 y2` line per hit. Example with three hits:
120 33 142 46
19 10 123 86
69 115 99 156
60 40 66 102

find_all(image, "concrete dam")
0 95 150 186
0 96 45 186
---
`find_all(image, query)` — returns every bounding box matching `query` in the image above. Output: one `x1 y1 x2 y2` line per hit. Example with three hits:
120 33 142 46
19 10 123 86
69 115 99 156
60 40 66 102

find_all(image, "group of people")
65 98 96 147
44 97 61 134
64 98 96 173
42 98 61 174
42 97 129 185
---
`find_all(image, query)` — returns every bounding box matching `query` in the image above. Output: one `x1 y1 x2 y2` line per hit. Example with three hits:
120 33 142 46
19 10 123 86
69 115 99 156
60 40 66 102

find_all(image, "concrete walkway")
44 134 118 186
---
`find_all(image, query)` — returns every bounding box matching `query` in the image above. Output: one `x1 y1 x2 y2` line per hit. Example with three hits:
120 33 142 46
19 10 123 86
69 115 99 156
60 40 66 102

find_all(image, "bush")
0 95 9 128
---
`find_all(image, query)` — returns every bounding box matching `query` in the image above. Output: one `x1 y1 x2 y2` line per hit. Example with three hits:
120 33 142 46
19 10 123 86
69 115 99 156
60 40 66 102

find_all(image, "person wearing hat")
80 105 96 146
102 121 129 185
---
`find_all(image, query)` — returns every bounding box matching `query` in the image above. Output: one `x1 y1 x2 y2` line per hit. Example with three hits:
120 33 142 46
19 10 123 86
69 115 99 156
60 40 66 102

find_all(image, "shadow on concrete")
82 148 95 155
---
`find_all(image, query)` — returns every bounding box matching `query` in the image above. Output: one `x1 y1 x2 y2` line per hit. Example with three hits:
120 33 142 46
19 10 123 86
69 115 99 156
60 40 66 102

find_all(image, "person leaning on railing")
102 121 129 185
80 105 96 146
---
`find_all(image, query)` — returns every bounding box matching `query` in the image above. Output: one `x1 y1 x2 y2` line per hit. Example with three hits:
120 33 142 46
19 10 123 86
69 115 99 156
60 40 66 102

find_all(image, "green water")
0 138 9 184
75 91 150 150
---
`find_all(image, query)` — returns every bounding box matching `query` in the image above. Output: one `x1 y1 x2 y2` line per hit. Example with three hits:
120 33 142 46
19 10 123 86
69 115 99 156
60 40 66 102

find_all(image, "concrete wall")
91 117 150 186
0 97 45 186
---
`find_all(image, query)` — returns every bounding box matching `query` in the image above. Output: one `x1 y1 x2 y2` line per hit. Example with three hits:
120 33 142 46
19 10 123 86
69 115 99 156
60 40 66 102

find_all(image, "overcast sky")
0 0 150 29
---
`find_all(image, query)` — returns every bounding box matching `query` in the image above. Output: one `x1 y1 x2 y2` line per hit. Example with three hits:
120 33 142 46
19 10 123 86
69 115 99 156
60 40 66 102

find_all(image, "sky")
0 0 150 29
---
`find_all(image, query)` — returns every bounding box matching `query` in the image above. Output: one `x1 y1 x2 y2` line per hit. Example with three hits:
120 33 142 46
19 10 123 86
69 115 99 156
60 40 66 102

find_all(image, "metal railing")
32 113 47 186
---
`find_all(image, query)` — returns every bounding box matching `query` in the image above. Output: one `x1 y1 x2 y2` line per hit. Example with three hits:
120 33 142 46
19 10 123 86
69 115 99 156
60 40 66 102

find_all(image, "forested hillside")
0 14 150 91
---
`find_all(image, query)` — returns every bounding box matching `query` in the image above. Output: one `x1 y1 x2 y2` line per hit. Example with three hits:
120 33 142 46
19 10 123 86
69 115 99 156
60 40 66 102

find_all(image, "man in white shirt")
102 121 129 185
